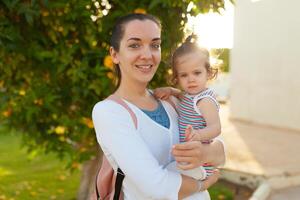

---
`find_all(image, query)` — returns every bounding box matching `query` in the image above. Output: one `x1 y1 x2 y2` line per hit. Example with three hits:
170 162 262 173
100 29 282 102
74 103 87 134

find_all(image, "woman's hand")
172 140 208 170
173 125 225 169
172 125 208 169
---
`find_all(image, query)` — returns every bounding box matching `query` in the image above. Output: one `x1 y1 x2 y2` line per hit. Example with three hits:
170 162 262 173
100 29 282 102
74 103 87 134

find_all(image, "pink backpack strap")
92 95 137 200
95 156 114 199
107 95 138 129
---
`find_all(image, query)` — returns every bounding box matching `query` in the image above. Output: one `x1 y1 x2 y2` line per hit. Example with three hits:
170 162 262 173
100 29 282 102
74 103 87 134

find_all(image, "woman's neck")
115 80 148 100
114 80 158 110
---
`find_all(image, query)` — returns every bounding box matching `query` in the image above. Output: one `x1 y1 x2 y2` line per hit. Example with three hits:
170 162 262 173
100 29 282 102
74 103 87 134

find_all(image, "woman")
92 13 225 200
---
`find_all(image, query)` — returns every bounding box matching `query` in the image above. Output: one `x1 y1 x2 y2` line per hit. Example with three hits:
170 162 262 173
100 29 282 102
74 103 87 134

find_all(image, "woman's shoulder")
93 99 124 118
92 99 115 112
92 98 137 121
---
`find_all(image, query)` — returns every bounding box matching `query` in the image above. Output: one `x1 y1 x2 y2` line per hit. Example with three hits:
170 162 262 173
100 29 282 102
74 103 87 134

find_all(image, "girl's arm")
189 98 221 141
153 86 182 99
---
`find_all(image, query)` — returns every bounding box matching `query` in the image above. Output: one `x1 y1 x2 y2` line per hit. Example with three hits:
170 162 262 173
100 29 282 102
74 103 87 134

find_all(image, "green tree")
0 0 233 198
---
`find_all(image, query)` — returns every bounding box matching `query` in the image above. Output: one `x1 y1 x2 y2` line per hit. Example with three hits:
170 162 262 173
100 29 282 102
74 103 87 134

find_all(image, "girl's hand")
184 125 203 142
153 87 173 100
185 125 212 144
184 125 194 142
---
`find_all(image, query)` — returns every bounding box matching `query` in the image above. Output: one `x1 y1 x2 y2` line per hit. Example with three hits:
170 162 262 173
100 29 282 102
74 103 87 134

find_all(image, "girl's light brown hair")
170 34 218 85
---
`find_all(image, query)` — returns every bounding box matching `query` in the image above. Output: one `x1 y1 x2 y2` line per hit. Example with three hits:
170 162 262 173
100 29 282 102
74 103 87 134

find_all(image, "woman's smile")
135 64 153 72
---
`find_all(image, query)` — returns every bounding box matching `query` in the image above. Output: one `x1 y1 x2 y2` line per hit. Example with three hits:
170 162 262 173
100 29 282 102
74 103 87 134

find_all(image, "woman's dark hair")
110 13 161 89
170 34 218 85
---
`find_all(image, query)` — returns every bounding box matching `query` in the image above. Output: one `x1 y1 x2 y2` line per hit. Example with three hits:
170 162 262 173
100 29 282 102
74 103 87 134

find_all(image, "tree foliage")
0 0 232 166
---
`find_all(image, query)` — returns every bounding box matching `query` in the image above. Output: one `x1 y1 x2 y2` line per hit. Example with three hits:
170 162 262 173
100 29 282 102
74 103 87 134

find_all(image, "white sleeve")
92 101 182 200
214 135 226 167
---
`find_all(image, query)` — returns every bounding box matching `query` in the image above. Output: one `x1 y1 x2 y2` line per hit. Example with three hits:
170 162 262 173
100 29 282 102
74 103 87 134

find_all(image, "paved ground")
220 104 300 199
268 186 300 200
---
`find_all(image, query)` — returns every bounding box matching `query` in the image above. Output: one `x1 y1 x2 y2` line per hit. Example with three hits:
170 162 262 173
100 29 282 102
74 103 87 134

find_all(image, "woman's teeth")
136 65 152 69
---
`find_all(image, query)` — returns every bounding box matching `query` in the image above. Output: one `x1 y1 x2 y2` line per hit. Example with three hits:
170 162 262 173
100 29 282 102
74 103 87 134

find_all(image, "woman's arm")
173 133 225 199
93 101 182 199
172 138 225 169
179 170 220 199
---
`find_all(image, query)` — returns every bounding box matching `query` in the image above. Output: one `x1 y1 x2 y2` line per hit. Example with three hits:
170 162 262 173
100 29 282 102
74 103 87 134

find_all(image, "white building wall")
230 0 300 131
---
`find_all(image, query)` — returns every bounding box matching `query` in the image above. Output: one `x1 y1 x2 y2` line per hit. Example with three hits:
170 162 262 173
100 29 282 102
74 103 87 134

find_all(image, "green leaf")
148 0 162 10
1 0 20 10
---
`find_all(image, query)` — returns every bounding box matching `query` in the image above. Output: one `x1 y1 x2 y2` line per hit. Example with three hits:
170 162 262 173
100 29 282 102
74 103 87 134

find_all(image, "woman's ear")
110 47 119 64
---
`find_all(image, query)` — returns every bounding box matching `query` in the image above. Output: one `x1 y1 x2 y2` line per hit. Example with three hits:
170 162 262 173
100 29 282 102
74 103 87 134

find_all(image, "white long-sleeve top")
92 98 182 200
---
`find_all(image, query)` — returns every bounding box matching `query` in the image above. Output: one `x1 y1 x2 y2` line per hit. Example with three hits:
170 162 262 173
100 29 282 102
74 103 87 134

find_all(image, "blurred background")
1 0 300 199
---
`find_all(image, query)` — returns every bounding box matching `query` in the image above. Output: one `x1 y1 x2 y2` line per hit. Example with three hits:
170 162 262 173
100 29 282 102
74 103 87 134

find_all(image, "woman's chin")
136 73 156 84
136 76 155 85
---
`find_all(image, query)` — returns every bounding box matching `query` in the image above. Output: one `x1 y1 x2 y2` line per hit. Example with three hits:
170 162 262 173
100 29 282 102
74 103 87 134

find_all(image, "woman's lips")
135 64 153 72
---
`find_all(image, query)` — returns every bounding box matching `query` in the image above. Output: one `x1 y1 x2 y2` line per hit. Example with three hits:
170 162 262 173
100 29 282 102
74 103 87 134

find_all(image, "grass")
0 126 237 200
209 181 235 200
0 126 80 200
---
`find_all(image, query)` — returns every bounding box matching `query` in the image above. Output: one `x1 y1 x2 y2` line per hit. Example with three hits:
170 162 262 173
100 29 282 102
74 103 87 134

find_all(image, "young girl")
154 34 221 182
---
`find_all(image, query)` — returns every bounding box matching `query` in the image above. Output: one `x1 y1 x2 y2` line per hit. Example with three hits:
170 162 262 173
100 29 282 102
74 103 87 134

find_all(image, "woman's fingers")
172 148 199 157
172 141 206 167
176 161 197 170
201 170 220 191
174 156 193 163
173 140 202 151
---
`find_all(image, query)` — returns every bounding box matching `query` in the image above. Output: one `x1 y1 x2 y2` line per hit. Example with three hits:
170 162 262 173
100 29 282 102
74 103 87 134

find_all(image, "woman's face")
111 19 161 86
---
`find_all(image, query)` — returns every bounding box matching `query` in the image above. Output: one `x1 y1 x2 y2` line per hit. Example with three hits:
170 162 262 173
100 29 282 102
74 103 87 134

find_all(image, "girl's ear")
110 47 119 64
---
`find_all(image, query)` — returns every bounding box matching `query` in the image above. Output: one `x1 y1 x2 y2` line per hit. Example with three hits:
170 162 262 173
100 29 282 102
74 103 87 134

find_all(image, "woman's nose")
140 47 152 59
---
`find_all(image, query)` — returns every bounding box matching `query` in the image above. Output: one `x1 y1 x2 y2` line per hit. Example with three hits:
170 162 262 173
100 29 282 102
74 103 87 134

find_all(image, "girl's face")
175 51 209 95
110 19 161 86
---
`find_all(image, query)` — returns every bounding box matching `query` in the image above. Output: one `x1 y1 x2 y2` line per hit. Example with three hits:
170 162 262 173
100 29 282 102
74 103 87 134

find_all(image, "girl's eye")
195 71 202 75
180 74 187 78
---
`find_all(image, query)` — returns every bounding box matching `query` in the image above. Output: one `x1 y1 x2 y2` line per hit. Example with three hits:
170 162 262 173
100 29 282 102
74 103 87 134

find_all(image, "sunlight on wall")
187 1 234 49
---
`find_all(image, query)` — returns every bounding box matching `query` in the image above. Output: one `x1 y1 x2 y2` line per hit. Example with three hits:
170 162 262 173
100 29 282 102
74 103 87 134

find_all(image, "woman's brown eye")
151 44 161 49
129 44 140 48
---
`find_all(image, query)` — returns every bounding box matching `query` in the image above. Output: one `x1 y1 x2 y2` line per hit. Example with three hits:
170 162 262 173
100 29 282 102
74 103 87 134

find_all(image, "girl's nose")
188 75 194 82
